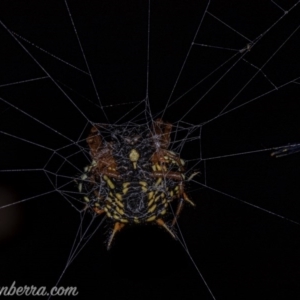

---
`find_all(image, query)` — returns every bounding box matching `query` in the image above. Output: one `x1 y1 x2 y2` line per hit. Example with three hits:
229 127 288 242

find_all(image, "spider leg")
107 222 125 250
86 126 102 158
161 149 185 172
171 183 196 226
182 191 195 206
151 170 182 181
152 119 172 148
101 169 121 180
171 198 184 227
156 218 176 239
179 182 195 206
93 207 105 215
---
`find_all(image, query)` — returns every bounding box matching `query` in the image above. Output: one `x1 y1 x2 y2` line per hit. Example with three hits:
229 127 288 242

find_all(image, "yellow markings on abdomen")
115 193 124 208
103 175 115 189
115 199 124 208
133 217 140 224
104 207 112 218
81 173 87 181
146 215 156 222
155 177 162 186
139 181 148 192
129 149 140 169
148 199 154 207
116 206 124 215
148 191 154 200
122 182 130 195
148 204 157 213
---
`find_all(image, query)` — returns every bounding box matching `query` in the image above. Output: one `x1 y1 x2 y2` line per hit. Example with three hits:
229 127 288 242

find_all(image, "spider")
78 119 195 249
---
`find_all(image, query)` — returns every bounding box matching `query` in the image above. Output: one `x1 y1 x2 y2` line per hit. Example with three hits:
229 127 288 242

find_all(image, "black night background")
0 1 300 299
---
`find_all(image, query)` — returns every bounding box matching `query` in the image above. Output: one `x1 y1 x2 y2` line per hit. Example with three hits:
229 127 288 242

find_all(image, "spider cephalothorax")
78 119 195 249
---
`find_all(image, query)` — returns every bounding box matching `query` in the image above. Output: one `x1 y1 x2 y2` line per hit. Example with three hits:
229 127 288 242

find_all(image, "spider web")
0 1 300 299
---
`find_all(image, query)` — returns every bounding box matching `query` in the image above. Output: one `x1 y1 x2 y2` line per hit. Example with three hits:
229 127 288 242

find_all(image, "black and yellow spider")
78 119 195 249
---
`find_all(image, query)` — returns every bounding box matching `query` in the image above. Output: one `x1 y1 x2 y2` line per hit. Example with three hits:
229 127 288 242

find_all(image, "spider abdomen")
79 120 194 249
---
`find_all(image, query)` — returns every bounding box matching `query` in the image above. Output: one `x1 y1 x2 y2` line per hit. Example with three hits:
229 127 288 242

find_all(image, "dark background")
0 1 300 299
